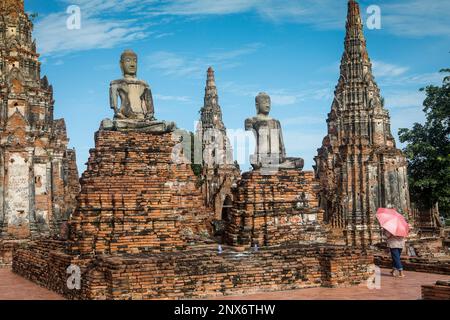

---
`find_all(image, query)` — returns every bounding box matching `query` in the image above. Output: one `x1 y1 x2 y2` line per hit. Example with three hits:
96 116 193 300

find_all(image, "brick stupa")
67 129 213 255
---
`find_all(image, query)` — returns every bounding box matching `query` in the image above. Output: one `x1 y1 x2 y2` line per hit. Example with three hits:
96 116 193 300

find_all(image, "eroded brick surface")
1 267 447 300
225 169 328 247
422 280 450 300
7 0 441 301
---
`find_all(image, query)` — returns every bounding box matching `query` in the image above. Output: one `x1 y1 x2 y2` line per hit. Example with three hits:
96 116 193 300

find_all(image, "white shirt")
384 230 405 249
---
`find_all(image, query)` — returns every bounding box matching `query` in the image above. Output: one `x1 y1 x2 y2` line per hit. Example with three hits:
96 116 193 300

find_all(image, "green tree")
399 69 450 217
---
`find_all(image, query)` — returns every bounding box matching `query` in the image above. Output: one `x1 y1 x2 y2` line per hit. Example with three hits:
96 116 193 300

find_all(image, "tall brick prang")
196 67 240 223
315 0 410 246
0 0 80 240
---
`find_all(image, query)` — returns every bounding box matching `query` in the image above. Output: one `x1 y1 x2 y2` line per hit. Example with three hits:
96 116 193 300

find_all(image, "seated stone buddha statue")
245 92 304 171
102 49 176 132
110 49 154 120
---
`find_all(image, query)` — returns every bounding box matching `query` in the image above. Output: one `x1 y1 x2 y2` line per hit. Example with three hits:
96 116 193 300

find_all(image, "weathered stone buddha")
245 92 304 171
101 49 176 132
110 49 154 120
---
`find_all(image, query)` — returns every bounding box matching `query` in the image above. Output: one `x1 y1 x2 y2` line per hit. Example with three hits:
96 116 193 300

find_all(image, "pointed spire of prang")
344 0 369 63
335 0 380 110
205 66 218 103
201 66 225 131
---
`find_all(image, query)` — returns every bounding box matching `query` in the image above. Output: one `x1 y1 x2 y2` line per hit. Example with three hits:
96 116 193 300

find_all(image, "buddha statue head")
120 49 138 79
256 92 271 117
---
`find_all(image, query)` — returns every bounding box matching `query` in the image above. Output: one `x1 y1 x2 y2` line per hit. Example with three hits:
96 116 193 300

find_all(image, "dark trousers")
390 248 403 271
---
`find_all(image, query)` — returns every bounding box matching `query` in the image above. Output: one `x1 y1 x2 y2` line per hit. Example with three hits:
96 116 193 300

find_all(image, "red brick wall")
13 240 373 300
225 169 327 246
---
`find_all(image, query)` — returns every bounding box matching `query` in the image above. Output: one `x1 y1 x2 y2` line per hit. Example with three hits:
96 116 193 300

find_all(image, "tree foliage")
399 69 450 216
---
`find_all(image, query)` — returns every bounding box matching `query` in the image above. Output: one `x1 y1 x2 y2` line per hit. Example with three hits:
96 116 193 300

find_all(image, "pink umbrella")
376 208 410 237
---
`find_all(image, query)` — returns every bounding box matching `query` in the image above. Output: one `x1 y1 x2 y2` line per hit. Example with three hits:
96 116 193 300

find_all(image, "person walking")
384 229 406 278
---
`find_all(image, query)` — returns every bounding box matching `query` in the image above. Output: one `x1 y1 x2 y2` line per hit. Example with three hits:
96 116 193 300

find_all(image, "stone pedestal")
225 169 328 247
100 118 176 133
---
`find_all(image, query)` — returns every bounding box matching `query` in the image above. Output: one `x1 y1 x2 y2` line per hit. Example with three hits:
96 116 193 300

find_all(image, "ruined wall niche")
6 26 17 38
221 194 233 222
4 153 31 236
7 100 26 118
33 163 47 195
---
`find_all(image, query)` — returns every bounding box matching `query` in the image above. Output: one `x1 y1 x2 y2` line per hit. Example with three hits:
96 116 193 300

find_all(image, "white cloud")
146 43 263 78
384 91 425 109
154 32 174 39
268 87 333 106
35 13 148 56
381 0 450 37
380 72 444 87
152 0 450 37
207 43 263 61
372 61 409 78
154 0 259 16
33 0 449 56
220 81 334 109
271 94 298 106
154 94 191 102
220 85 298 106
152 0 345 28
282 116 323 126
33 0 161 56
146 51 196 77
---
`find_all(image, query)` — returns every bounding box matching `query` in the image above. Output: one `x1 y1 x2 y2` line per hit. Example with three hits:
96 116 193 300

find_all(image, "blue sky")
24 0 450 173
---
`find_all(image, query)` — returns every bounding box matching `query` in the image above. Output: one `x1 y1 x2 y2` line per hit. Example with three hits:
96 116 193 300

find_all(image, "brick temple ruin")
195 67 240 228
10 4 374 296
0 0 80 266
3 0 449 299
